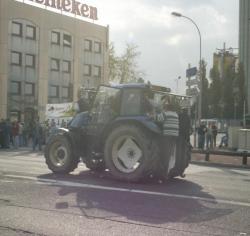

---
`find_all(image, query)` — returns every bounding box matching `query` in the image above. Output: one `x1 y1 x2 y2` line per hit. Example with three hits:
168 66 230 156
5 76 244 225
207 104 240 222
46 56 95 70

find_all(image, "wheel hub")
57 149 65 159
117 138 142 170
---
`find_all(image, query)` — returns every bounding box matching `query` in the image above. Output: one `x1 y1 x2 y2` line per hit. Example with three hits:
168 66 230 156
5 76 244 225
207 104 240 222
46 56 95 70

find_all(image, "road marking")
0 180 14 183
4 174 250 208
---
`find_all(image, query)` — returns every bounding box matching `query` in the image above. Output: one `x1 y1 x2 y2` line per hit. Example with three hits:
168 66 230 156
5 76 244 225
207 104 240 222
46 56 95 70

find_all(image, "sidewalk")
191 151 250 168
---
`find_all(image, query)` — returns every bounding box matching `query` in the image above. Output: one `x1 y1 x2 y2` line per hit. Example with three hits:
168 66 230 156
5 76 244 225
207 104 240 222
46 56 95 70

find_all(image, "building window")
84 64 91 76
12 21 22 37
62 87 69 98
10 81 21 95
51 31 60 45
94 42 102 53
25 54 35 68
25 82 35 96
51 58 60 71
84 39 92 51
93 66 101 77
26 25 36 40
62 60 71 73
11 51 22 66
63 34 72 47
49 85 59 97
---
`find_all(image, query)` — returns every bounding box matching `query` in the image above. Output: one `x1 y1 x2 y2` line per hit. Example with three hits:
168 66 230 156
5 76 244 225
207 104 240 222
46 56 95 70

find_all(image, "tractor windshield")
91 86 121 123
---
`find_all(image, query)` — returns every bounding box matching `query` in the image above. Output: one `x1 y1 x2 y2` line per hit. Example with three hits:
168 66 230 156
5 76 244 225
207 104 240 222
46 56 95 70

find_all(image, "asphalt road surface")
0 149 249 236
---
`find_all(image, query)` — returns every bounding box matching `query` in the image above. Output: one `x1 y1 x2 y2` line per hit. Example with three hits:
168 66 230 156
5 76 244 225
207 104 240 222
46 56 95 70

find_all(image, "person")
61 119 67 128
18 122 24 147
205 124 212 149
32 118 43 151
197 122 206 150
219 131 228 148
50 119 57 135
11 121 19 148
211 123 218 148
0 119 4 148
155 95 179 179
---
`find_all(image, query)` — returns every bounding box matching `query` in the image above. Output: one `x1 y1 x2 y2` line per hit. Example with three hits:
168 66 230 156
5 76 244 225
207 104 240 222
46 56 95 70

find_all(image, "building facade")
0 0 109 122
239 0 250 114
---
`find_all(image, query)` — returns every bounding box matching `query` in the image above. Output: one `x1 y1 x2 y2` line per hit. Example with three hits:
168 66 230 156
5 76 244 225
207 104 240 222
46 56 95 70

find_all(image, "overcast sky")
91 0 239 94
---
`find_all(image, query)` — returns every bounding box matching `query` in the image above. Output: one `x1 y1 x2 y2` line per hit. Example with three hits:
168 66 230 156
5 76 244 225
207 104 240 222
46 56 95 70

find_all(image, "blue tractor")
44 83 192 182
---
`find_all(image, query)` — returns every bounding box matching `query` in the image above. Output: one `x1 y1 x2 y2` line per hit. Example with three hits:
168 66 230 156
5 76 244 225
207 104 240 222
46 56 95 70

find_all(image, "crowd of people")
0 118 64 151
197 122 225 150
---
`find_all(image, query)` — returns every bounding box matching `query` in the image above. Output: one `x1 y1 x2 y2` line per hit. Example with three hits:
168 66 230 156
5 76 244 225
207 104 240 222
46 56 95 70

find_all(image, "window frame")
62 60 71 73
11 51 22 66
51 31 60 45
63 34 72 48
93 65 101 78
83 64 92 76
11 21 23 37
51 58 60 71
49 85 59 98
84 39 92 52
26 25 36 40
62 86 69 98
94 41 102 53
10 81 21 95
24 82 35 96
25 54 36 68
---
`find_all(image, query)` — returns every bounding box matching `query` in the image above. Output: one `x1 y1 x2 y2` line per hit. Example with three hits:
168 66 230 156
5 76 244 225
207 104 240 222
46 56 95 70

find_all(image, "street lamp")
171 11 202 120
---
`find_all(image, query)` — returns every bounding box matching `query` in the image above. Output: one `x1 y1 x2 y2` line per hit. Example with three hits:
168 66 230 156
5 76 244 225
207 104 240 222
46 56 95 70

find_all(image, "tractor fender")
101 116 161 143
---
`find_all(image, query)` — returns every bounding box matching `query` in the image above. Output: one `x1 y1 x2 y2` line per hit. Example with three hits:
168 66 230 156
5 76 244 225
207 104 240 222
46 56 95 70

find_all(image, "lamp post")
171 12 202 120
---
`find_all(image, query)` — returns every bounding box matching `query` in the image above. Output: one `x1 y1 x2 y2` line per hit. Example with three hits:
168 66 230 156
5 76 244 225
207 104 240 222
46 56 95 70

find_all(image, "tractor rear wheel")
44 134 79 174
104 124 160 182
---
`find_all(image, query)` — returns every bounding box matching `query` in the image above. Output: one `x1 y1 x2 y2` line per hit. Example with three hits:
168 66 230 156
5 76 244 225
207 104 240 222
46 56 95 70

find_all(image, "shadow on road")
39 171 234 225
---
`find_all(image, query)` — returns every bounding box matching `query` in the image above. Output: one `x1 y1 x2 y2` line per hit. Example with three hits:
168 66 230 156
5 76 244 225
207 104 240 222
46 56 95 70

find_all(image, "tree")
208 66 222 118
200 60 209 118
108 42 119 82
108 42 144 83
234 63 246 118
223 65 234 119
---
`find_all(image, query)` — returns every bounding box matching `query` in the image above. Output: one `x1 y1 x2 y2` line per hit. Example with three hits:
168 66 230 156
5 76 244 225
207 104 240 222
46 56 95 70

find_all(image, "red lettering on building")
81 4 89 17
24 0 98 20
45 0 56 8
62 0 71 12
89 6 98 20
71 0 81 16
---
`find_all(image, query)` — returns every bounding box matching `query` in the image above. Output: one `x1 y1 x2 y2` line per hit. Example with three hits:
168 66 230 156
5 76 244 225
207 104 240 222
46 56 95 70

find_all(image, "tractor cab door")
87 86 121 136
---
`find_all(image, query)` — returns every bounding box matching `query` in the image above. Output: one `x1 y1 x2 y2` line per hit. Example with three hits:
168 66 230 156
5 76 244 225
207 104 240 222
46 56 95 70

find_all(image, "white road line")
4 174 250 208
0 180 14 183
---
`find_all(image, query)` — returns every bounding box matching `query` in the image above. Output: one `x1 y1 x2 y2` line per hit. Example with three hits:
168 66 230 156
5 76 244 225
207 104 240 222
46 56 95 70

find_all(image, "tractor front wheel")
44 134 79 174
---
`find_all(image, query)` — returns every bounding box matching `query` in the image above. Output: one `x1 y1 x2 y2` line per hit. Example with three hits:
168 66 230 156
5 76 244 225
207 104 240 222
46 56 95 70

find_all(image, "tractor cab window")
121 89 142 116
91 86 120 123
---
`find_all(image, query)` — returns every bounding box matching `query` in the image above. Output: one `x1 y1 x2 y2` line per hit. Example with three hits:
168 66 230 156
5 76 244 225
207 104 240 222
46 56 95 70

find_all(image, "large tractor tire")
44 134 79 174
168 137 191 178
104 124 160 182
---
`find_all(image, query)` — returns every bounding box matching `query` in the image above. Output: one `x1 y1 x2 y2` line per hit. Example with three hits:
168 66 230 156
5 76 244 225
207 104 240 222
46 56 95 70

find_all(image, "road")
0 149 249 236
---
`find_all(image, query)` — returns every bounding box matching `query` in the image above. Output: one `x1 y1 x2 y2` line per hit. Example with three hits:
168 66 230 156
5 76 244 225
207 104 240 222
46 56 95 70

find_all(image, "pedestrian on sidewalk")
32 118 43 151
198 122 206 150
206 124 212 149
11 121 19 149
212 123 218 148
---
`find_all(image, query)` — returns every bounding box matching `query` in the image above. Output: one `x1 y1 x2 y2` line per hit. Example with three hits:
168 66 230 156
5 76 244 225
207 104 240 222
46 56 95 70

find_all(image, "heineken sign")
27 0 98 20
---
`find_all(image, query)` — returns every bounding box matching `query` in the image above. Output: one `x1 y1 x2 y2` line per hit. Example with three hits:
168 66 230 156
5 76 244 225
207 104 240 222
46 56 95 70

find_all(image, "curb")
191 160 250 169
